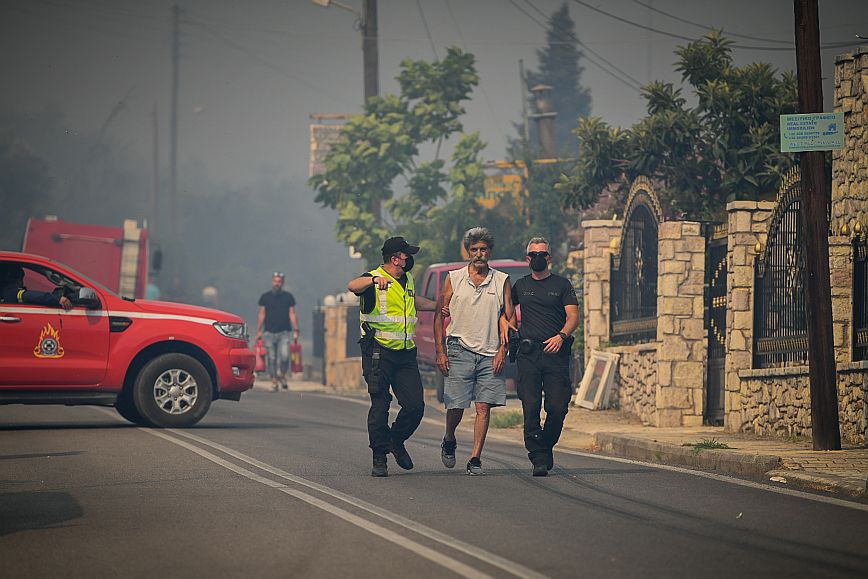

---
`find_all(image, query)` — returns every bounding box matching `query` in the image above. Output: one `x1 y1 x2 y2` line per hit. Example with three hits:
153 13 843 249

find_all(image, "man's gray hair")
463 227 495 250
526 237 550 253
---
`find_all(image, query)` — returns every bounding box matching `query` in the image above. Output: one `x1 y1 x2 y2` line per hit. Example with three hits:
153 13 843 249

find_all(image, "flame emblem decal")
34 322 65 359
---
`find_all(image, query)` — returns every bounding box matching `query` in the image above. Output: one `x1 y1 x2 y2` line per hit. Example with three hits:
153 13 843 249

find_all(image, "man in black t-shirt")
256 272 298 391
510 237 579 477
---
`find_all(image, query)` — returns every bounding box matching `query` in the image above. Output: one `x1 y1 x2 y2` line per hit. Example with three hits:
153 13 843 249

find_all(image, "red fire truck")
22 216 152 299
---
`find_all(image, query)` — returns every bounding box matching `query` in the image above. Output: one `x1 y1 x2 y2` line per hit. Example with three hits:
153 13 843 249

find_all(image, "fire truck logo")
33 323 65 359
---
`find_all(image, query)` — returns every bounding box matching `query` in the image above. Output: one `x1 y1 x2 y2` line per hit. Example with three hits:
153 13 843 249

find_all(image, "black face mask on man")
529 253 548 272
402 255 415 272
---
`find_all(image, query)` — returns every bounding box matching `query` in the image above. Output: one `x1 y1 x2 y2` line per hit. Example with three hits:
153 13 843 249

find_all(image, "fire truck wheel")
133 353 213 428
115 390 147 426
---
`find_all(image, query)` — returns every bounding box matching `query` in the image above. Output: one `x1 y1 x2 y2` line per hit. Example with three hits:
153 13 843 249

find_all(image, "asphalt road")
2 390 867 579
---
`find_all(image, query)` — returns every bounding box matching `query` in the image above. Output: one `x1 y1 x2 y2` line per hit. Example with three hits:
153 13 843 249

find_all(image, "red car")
0 251 255 427
416 259 528 402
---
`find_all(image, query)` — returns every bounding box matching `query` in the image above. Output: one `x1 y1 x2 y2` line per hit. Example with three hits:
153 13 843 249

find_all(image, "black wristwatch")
557 331 569 341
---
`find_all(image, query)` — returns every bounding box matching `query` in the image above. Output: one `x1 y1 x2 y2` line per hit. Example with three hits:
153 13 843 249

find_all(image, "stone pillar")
324 305 364 389
833 46 868 235
656 221 707 427
582 219 622 364
724 201 774 433
829 236 855 365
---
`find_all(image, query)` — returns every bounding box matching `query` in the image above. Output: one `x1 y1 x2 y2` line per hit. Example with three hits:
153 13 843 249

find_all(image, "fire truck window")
22 267 56 293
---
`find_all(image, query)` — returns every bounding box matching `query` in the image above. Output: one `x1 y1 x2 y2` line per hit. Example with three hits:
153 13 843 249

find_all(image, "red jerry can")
254 338 266 373
291 338 303 374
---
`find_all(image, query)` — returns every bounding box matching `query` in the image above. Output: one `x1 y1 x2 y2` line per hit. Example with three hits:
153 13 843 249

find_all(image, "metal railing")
854 236 868 361
611 204 658 344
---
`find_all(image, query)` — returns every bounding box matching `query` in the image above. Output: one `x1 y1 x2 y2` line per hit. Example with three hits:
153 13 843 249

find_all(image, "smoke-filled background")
1 0 866 345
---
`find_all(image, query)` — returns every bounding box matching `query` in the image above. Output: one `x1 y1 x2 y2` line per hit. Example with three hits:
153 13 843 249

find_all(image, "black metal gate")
611 193 660 344
754 170 809 368
704 224 727 426
855 235 868 361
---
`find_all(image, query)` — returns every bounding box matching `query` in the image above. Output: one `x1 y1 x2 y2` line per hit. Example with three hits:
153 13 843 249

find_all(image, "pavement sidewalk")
252 377 868 499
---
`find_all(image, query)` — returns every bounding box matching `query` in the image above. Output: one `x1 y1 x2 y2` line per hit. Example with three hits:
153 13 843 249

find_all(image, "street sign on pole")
780 112 844 152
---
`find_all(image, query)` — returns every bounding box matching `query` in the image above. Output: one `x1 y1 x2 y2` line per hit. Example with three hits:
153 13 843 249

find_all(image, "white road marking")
555 447 868 513
308 392 868 512
142 428 496 579
92 409 545 579
166 428 550 579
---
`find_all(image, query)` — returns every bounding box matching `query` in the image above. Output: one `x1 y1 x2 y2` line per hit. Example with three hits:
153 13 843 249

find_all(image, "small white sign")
780 112 844 152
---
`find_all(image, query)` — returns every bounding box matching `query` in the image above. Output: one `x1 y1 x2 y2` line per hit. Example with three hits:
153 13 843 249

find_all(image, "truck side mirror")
151 249 163 274
78 287 101 309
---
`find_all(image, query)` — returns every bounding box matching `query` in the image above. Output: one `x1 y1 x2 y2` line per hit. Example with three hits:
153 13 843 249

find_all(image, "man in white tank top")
434 227 514 475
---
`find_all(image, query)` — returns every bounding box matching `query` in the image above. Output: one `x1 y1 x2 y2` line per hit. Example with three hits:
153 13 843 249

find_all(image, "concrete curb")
765 469 868 497
593 433 782 479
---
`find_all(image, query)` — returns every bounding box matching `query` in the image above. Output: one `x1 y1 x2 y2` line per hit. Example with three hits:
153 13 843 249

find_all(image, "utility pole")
169 3 180 246
362 0 380 224
529 84 557 160
519 59 530 145
151 105 160 238
793 0 841 450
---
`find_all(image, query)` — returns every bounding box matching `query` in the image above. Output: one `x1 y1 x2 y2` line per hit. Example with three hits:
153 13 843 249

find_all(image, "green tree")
522 2 592 156
309 47 481 268
560 32 797 219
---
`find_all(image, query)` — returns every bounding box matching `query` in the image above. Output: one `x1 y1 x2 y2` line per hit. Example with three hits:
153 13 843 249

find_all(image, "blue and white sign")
780 112 844 152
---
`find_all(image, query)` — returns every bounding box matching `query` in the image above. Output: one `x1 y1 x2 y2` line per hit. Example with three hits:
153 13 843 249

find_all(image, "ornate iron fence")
754 169 809 368
611 178 662 344
855 234 868 361
704 223 728 425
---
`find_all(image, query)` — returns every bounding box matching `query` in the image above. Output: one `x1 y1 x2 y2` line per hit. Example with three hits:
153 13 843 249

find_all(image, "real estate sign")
780 112 844 152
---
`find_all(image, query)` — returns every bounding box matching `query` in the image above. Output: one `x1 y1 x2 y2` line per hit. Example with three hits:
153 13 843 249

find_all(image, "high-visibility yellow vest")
360 267 417 350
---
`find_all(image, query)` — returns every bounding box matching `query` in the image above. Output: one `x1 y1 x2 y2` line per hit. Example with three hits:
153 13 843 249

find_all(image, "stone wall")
736 362 868 445
609 344 657 425
724 201 774 433
582 219 622 364
833 46 868 235
656 221 707 427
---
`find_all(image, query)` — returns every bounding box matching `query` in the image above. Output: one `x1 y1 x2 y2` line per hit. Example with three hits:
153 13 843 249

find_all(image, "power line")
186 17 356 108
629 0 792 44
523 0 644 89
508 0 642 92
416 0 438 60
570 0 861 51
444 0 500 129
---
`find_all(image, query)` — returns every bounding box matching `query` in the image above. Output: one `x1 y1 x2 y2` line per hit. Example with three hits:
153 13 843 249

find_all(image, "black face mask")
402 255 415 272
529 255 548 272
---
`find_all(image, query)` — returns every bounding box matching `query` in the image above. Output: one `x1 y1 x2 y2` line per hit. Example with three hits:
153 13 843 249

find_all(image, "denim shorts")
444 337 506 409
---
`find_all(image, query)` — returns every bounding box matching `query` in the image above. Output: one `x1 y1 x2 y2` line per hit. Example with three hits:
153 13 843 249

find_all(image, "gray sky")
2 0 866 188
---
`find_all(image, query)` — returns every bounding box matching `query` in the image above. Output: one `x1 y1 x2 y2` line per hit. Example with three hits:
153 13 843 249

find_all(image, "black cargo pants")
362 344 425 455
516 340 572 465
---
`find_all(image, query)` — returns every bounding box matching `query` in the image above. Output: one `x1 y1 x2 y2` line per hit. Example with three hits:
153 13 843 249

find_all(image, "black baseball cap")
381 236 420 256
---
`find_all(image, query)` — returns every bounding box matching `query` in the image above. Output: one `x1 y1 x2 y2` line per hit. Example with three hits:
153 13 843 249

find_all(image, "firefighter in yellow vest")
348 237 437 477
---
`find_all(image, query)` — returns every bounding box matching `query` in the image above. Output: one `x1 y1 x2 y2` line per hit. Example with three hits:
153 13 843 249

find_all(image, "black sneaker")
390 440 414 470
441 439 457 468
546 450 554 471
371 454 388 477
532 463 548 477
466 457 484 476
